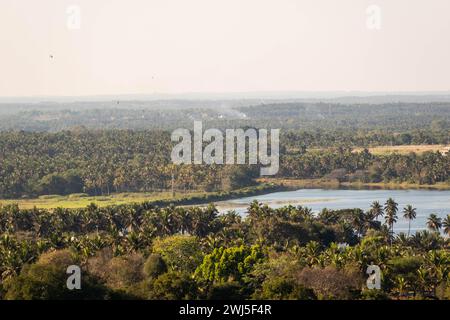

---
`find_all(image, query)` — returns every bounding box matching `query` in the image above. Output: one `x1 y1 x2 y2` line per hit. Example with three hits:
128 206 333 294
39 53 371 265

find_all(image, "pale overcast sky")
1 0 450 97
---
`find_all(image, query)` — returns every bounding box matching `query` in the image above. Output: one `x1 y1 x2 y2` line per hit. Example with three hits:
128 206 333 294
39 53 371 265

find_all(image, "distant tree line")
281 147 450 185
1 102 450 132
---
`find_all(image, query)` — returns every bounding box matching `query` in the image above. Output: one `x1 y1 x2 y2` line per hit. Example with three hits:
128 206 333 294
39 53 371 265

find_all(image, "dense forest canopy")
0 101 449 199
0 128 449 199
0 101 450 131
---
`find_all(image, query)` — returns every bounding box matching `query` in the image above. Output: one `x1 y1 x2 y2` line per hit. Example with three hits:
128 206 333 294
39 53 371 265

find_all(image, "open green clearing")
0 191 206 210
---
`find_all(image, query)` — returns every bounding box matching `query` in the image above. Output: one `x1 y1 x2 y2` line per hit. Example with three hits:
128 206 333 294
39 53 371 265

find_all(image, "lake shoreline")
213 187 450 233
3 178 450 210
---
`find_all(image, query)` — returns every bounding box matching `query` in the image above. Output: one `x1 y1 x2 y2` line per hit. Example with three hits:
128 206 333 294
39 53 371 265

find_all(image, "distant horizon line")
1 90 450 103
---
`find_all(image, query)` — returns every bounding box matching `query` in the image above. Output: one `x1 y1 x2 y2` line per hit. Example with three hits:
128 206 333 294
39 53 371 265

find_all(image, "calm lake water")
217 189 450 233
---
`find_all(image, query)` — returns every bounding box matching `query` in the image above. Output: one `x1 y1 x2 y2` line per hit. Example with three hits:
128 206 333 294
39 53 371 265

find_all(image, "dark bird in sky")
49 55 54 59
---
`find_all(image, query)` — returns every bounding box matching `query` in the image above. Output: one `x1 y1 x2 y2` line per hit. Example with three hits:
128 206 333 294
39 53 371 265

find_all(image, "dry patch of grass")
353 144 449 155
259 178 450 190
258 178 341 189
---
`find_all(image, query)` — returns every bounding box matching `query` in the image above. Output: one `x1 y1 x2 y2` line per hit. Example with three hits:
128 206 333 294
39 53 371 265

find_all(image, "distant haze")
1 0 450 98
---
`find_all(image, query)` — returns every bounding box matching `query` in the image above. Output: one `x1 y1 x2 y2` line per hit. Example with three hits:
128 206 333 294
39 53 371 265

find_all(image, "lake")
217 189 450 233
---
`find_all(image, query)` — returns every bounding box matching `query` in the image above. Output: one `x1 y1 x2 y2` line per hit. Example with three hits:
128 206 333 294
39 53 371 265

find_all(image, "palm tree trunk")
391 223 394 247
408 219 411 237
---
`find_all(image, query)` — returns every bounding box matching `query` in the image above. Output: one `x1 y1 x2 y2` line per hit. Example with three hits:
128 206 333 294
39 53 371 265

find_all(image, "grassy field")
0 191 212 210
352 144 449 155
0 184 283 210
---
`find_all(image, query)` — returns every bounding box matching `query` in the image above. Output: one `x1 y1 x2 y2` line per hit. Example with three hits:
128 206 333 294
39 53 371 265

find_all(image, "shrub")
88 250 145 290
152 235 203 273
143 254 167 279
207 282 246 300
195 245 265 283
4 249 110 300
296 266 363 300
258 277 316 300
147 272 198 300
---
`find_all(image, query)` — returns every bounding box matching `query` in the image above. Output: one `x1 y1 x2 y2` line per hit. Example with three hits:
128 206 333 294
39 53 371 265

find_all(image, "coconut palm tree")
304 241 322 267
427 214 442 232
349 209 366 236
369 201 384 221
384 198 398 245
402 205 417 237
174 208 192 235
394 276 407 298
410 230 441 251
443 215 450 237
417 267 429 296
395 232 410 247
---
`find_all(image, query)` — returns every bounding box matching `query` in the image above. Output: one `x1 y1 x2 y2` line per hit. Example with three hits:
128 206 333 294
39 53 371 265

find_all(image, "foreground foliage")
0 200 448 300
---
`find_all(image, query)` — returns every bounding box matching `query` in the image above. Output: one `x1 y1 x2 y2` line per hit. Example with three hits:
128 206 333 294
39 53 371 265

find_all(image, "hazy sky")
1 0 450 97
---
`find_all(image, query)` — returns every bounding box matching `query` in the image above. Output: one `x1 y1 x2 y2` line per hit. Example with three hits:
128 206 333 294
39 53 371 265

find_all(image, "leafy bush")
195 245 265 283
207 282 247 300
143 254 167 279
258 277 316 300
146 272 198 300
152 235 203 273
3 250 110 300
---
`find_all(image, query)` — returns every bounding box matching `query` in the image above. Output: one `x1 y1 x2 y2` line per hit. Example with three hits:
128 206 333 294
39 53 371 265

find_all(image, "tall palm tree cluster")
0 200 448 300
